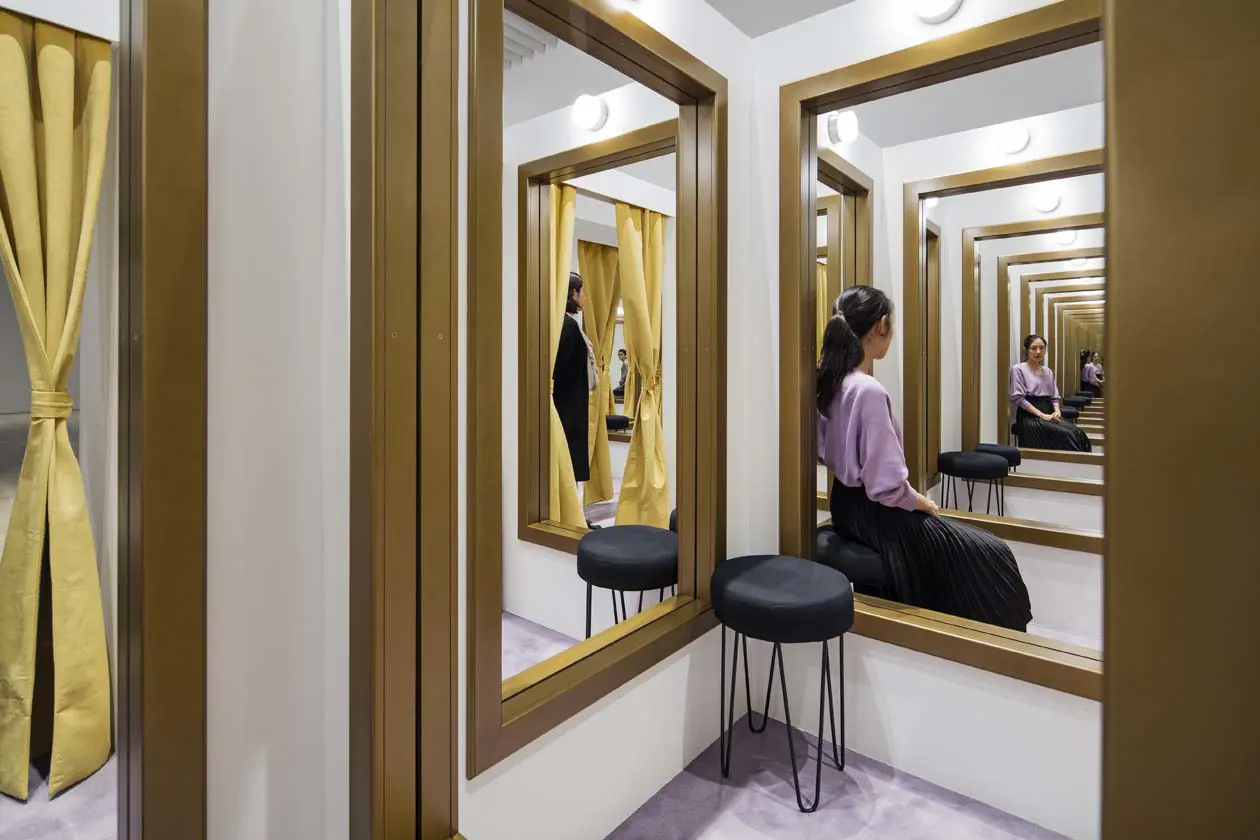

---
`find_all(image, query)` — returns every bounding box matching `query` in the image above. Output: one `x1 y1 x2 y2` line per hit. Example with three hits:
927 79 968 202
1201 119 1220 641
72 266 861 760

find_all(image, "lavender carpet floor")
0 757 116 840
502 612 579 679
605 716 1066 840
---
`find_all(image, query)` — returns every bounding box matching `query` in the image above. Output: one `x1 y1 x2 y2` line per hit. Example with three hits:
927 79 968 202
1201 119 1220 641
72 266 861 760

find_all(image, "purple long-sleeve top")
1082 363 1100 385
817 372 918 511
1009 361 1061 416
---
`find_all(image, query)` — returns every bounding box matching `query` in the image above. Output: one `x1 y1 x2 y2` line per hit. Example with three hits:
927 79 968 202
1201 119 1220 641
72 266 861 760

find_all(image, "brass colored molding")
942 510 1103 553
1021 448 1106 466
1007 473 1105 497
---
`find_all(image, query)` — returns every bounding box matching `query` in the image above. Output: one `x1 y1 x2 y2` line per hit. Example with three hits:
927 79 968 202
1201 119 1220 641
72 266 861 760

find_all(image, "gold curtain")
547 185 585 527
613 204 669 527
816 260 829 359
0 14 113 800
578 241 620 505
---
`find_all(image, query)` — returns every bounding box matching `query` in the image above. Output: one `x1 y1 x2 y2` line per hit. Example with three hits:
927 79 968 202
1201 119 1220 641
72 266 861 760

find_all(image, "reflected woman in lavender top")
1009 335 1092 451
1081 351 1104 396
818 287 1031 632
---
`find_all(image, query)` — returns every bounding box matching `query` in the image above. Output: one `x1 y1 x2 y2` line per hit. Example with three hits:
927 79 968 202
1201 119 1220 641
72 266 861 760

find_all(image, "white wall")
0 0 118 41
206 1 350 839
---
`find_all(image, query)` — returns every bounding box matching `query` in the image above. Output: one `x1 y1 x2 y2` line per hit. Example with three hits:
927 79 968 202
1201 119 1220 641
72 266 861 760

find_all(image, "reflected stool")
606 414 631 432
815 526 890 599
938 450 1009 515
712 555 853 813
1061 405 1080 424
976 443 1021 473
577 525 677 639
1062 396 1090 410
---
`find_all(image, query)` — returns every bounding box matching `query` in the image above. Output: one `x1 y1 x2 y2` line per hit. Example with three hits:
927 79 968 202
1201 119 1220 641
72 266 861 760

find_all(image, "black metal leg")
610 589 620 624
585 582 592 639
659 587 666 602
999 477 1006 516
638 591 644 614
775 640 830 813
965 480 975 512
620 591 628 621
985 480 993 515
742 634 775 734
719 625 741 777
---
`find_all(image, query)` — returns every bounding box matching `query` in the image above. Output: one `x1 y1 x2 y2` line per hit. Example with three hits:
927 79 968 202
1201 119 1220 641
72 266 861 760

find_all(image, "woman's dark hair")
817 285 893 414
565 272 583 314
1079 348 1092 372
1022 333 1047 361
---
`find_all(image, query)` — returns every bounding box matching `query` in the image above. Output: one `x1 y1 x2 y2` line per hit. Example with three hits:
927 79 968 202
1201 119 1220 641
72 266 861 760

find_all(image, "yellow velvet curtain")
548 185 585 527
816 260 829 359
0 13 113 800
578 241 620 505
613 203 669 527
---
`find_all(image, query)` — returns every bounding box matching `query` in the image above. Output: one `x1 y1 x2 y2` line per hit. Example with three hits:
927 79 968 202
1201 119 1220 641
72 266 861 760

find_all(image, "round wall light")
826 110 860 145
1058 229 1078 246
1033 186 1062 214
924 197 939 209
572 94 609 131
998 122 1031 154
914 0 964 24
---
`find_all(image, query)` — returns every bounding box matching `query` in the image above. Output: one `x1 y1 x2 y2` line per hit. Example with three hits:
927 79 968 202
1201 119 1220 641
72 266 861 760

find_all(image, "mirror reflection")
502 10 680 681
813 43 1105 651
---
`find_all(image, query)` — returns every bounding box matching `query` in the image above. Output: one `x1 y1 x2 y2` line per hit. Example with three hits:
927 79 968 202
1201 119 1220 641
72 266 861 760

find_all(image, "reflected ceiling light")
1058 230 1078 245
826 110 860 145
572 94 609 131
914 0 965 24
1033 186 1061 213
924 197 939 209
998 122 1031 154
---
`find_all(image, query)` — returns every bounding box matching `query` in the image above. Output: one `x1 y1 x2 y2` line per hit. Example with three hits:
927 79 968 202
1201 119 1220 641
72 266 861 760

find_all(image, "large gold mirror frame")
779 0 1103 699
469 0 727 777
518 120 678 553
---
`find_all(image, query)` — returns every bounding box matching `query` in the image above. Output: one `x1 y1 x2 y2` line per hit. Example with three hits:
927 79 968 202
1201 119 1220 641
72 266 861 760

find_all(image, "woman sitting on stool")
1010 334 1092 451
818 287 1031 632
1081 351 1104 397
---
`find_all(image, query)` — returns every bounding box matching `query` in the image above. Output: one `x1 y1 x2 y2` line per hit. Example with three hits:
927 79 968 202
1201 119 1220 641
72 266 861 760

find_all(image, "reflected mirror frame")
778 0 1104 700
468 0 728 778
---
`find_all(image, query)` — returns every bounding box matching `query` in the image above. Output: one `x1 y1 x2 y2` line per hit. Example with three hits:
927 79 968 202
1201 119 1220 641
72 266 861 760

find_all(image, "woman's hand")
1050 408 1063 423
916 493 940 517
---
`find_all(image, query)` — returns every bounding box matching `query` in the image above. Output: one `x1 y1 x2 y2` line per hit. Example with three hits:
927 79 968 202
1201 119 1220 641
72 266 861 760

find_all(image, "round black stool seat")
938 450 1008 481
669 508 678 533
815 526 888 591
606 414 631 432
712 555 854 644
975 443 1021 469
1062 396 1089 409
1061 405 1080 421
577 525 677 592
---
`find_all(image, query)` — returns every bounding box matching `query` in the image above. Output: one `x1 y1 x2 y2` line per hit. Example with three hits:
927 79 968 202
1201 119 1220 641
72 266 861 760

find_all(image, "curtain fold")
816 260 829 359
547 185 585 527
0 13 113 800
578 240 620 505
613 204 669 527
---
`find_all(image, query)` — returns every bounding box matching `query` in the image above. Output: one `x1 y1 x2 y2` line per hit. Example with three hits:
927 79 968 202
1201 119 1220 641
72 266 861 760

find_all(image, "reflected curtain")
578 241 620 505
614 204 669 527
816 260 829 360
0 13 113 800
547 185 585 527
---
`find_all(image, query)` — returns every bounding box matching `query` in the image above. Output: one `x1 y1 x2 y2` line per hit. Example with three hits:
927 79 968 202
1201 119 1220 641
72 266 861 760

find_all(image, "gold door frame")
778 0 1103 699
469 0 728 777
517 121 678 553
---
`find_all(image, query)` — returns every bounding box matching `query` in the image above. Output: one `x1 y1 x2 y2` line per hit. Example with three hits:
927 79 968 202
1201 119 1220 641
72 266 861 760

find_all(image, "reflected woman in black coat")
554 272 596 481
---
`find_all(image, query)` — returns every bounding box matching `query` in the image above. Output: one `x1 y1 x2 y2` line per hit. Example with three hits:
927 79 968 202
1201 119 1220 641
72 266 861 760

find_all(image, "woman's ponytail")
816 285 893 414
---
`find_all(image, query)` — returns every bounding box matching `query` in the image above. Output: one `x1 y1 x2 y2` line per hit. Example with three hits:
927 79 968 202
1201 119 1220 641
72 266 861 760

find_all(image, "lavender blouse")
1009 361 1062 415
1082 363 1101 386
817 372 918 511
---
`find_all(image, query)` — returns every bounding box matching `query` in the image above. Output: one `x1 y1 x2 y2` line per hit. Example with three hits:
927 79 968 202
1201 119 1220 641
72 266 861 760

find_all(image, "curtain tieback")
31 390 74 420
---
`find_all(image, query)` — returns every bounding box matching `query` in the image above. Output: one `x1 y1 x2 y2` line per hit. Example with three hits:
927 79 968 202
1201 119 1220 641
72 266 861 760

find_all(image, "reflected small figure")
1010 336 1092 451
555 272 598 481
1081 351 1104 397
818 287 1031 632
614 347 628 397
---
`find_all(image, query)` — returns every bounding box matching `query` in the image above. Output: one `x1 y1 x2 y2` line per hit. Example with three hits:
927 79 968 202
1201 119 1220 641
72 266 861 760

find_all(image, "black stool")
577 525 677 638
1062 396 1089 409
669 508 678 533
1061 405 1080 423
712 555 853 813
606 414 631 432
976 443 1021 472
815 526 889 598
938 451 1009 515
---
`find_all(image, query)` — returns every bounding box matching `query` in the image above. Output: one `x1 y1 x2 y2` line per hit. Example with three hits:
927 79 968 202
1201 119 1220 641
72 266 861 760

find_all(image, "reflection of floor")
1028 623 1102 653
0 757 116 840
584 476 623 529
606 718 1067 840
502 612 580 680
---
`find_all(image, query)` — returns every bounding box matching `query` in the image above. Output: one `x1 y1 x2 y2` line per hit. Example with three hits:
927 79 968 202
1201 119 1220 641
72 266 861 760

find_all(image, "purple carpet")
605 716 1067 839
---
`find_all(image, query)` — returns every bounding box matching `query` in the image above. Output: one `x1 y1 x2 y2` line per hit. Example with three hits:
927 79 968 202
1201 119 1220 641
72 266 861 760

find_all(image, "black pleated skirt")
829 481 1032 632
1016 396 1093 451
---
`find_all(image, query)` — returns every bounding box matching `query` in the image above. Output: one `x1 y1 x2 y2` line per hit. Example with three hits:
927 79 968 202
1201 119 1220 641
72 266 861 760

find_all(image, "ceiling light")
826 110 859 145
998 122 1031 154
572 95 609 131
924 197 938 209
914 0 965 24
1058 230 1078 246
1033 186 1061 214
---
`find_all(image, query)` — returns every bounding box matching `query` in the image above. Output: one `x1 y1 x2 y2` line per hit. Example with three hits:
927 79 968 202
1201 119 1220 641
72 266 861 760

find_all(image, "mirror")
502 9 681 682
812 43 1105 654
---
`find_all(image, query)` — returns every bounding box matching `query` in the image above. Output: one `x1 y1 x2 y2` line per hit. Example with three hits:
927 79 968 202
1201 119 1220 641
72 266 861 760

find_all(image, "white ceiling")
504 12 634 126
849 43 1104 148
705 0 860 37
618 154 676 191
